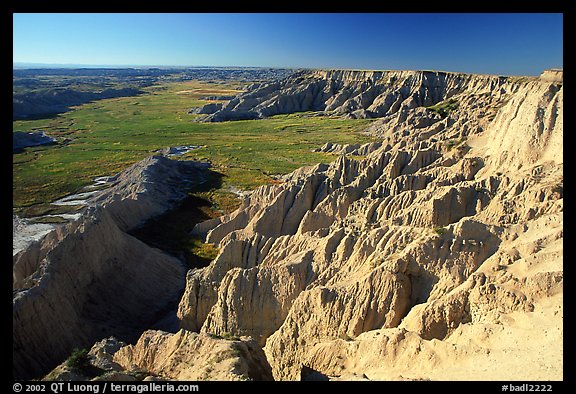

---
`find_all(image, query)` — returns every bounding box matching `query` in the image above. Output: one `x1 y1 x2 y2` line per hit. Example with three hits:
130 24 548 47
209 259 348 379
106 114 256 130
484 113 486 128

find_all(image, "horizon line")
13 62 299 69
13 62 562 77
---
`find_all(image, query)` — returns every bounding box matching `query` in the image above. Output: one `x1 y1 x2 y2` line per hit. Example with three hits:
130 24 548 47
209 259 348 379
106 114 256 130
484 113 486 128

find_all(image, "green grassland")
427 98 459 118
13 80 376 217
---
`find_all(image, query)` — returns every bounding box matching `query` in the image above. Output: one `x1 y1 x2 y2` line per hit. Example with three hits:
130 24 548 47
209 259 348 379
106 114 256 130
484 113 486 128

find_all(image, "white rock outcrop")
179 69 562 380
16 68 563 381
197 69 522 122
13 156 210 380
114 330 273 381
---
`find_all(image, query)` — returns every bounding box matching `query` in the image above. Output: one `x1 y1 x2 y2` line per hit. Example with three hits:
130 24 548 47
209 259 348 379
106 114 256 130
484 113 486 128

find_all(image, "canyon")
13 68 563 381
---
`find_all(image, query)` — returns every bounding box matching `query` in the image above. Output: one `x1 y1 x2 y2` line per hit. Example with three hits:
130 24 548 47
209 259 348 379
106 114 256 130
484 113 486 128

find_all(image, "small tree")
66 348 89 371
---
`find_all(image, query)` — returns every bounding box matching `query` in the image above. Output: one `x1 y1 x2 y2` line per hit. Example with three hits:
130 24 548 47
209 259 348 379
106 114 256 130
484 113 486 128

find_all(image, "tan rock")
113 330 273 381
13 156 208 379
17 68 563 382
179 70 562 381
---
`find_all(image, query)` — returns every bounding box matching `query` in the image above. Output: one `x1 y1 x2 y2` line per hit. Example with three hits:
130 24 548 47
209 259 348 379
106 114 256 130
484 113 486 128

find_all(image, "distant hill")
13 87 143 120
12 67 297 120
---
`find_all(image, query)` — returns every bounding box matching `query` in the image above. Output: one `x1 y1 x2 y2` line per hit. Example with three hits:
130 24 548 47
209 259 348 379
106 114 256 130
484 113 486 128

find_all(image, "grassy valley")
13 79 375 218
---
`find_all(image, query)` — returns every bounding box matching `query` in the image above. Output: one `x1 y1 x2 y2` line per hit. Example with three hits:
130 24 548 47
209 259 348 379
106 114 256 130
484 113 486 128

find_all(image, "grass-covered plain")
13 80 375 217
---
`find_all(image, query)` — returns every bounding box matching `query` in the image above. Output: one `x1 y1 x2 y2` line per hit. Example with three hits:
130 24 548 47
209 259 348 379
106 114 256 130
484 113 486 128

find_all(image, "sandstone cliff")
178 69 562 380
196 69 527 122
43 331 274 381
114 330 273 381
13 156 210 380
16 68 563 381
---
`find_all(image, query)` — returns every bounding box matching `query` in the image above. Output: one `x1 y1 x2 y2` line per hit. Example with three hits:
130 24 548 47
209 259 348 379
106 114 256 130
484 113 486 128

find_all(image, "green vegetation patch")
127 192 221 269
433 226 447 235
14 79 376 216
65 348 89 371
63 347 105 378
207 332 241 341
428 98 459 118
29 216 70 224
19 203 83 218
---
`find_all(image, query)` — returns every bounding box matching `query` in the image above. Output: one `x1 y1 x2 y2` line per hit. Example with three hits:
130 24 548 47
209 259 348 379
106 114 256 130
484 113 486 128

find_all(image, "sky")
13 13 563 76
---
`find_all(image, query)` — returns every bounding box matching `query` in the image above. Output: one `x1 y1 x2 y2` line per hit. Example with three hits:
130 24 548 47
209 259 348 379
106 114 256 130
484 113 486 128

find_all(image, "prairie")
13 79 375 217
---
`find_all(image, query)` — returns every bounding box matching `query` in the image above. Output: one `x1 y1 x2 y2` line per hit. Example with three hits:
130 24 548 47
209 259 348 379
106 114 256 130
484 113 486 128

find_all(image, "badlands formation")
14 68 562 381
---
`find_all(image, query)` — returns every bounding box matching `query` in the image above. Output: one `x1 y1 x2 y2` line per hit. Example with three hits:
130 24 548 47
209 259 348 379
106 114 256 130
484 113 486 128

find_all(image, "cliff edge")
181 69 563 380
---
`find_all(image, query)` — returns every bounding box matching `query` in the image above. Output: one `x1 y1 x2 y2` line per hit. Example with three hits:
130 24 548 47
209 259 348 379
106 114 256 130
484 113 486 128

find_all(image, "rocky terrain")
186 68 563 380
43 332 273 381
14 68 563 381
195 68 546 123
13 67 295 120
13 156 211 379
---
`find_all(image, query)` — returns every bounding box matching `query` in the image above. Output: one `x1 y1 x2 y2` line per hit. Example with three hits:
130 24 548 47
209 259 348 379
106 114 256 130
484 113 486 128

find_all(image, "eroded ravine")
14 69 563 381
13 156 212 379
180 68 563 380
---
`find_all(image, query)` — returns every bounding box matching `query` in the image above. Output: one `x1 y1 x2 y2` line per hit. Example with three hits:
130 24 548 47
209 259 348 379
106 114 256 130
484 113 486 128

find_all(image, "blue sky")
13 13 563 75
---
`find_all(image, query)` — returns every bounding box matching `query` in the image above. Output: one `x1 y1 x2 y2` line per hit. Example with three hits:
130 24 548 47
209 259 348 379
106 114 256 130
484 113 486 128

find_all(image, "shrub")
220 332 240 341
65 348 89 371
445 136 467 152
428 98 459 118
128 369 150 381
433 226 447 235
207 332 240 341
339 333 353 341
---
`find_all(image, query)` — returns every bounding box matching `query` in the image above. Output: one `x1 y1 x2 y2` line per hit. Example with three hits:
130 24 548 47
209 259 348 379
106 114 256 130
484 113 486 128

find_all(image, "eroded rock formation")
43 331 274 381
13 156 210 379
114 330 273 381
179 69 563 380
195 69 534 122
15 68 563 381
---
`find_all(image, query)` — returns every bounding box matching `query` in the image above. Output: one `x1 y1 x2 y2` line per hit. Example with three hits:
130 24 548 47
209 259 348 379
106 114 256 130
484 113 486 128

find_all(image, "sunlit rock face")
13 156 210 379
182 69 562 380
15 68 563 381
